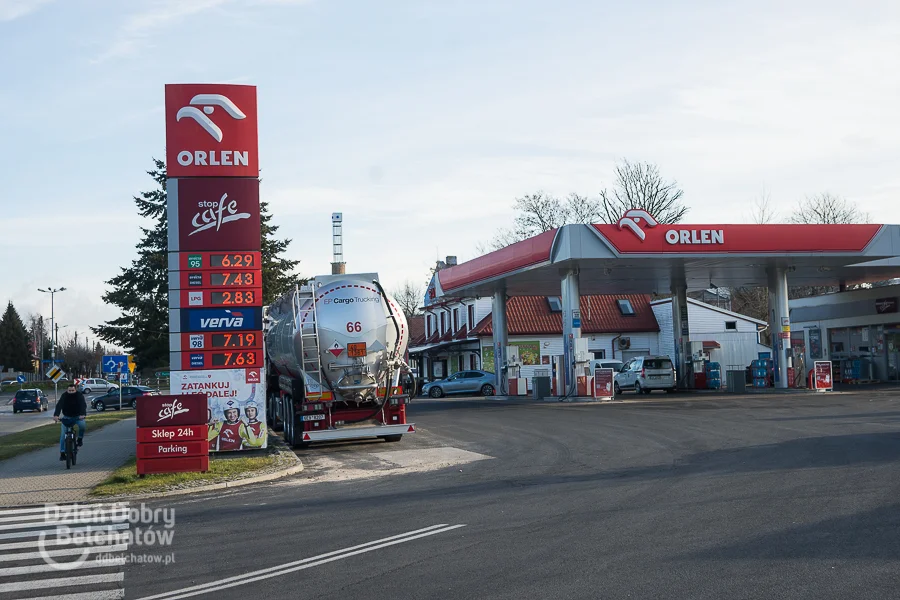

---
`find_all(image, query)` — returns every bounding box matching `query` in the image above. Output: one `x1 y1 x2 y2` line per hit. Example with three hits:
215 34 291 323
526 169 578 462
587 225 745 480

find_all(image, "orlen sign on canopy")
168 178 261 251
165 84 259 177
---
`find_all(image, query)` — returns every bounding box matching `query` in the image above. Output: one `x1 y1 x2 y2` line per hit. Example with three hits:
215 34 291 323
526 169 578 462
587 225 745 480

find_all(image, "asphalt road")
0 391 55 436
7 390 900 599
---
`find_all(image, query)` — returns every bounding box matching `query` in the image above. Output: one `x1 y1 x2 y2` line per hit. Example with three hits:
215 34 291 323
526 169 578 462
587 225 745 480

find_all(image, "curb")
92 429 303 502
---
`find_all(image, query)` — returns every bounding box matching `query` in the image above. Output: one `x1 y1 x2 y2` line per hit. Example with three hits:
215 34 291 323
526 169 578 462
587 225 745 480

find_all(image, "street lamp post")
38 287 66 398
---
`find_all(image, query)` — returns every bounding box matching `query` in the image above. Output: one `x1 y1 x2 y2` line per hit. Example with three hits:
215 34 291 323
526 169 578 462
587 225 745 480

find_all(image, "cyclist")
53 382 87 461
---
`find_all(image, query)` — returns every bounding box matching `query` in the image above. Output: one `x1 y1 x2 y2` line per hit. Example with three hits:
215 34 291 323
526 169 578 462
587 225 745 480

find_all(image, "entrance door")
791 332 806 387
887 333 900 381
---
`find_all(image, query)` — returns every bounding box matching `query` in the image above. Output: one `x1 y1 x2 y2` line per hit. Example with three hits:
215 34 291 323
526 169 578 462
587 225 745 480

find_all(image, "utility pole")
38 287 66 399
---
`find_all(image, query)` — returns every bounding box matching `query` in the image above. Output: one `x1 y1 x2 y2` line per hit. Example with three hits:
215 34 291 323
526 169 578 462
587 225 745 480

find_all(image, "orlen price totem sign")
165 83 267 451
136 394 209 475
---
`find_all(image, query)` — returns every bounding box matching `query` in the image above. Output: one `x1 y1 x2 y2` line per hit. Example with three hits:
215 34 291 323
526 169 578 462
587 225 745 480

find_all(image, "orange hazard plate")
347 342 367 358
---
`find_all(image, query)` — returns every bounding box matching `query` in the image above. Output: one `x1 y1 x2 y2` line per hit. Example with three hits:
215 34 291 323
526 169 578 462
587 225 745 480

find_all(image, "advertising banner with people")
170 368 267 451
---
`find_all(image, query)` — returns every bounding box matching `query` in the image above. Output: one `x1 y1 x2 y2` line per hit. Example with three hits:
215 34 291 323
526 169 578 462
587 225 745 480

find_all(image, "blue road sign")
16 375 25 383
41 359 64 364
102 355 129 373
120 373 129 384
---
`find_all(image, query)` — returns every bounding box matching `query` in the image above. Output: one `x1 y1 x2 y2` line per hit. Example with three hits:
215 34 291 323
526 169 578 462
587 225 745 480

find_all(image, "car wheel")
480 383 495 396
635 382 643 395
12 409 17 414
83 388 91 395
429 387 444 398
128 401 135 409
95 401 105 412
666 388 675 394
614 382 621 395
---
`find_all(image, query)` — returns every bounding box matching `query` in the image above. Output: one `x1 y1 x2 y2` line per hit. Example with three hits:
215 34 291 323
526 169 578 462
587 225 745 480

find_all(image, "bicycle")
59 417 79 469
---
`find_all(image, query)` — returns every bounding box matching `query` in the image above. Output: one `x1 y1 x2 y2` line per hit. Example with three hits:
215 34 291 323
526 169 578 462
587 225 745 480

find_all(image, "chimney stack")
331 212 346 275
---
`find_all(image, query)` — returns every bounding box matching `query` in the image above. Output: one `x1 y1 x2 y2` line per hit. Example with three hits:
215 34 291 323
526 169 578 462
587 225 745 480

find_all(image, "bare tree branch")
391 280 425 319
598 160 687 224
790 192 869 224
748 188 778 224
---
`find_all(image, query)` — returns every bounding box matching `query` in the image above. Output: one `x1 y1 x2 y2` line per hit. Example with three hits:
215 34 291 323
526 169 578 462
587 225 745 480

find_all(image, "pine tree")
260 201 302 305
0 302 32 371
94 160 302 370
93 159 169 370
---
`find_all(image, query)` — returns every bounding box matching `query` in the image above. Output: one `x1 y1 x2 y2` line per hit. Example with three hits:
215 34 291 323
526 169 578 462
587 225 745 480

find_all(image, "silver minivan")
614 356 676 394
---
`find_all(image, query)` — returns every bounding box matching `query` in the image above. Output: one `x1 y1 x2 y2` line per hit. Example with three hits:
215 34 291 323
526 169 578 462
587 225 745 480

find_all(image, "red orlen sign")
165 84 259 177
594 213 881 254
814 361 833 391
593 368 615 398
136 424 207 443
137 441 207 459
136 394 208 427
174 178 261 251
137 456 210 476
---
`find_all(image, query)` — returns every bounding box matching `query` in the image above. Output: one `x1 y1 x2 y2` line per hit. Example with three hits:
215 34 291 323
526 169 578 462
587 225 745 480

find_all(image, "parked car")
12 389 49 413
614 356 676 395
0 380 18 388
78 378 118 394
91 386 158 411
422 370 496 398
590 359 624 375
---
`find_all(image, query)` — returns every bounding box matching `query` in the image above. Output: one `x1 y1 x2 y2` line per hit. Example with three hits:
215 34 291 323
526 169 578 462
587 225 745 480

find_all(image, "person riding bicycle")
53 382 86 461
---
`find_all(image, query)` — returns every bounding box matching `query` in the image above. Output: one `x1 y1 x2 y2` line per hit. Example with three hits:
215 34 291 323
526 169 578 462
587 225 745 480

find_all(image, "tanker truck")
264 273 415 448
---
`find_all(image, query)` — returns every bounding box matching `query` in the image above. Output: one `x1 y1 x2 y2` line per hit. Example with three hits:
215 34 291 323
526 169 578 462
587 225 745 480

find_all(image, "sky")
2 0 900 344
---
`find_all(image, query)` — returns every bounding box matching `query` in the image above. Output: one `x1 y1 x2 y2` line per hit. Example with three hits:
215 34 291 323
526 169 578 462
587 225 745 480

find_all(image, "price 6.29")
346 321 362 333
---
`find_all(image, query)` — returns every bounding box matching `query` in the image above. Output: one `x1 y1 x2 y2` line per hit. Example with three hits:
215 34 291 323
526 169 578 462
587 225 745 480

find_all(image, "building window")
458 355 465 372
547 297 562 313
725 321 737 331
470 354 477 369
468 304 475 328
453 308 460 332
425 315 430 338
440 312 446 334
593 350 606 359
617 299 635 316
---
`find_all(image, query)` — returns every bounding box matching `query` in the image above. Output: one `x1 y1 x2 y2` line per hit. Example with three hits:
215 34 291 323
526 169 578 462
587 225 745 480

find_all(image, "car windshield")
644 359 673 370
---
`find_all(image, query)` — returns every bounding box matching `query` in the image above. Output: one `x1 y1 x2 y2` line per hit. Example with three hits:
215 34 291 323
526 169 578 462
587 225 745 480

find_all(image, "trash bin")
726 368 746 394
533 369 552 400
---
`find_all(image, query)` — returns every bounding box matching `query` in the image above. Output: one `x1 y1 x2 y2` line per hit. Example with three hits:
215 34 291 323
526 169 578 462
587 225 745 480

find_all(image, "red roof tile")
471 294 659 336
407 315 426 346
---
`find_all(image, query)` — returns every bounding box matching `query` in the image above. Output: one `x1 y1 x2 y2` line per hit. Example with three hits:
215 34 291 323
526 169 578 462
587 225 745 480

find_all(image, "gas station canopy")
434 219 900 298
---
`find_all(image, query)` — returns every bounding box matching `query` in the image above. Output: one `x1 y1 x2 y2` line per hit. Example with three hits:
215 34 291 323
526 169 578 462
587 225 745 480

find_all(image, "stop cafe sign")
135 394 209 475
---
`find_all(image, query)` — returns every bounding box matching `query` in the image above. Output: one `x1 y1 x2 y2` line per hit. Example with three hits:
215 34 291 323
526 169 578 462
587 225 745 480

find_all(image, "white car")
614 356 676 395
78 378 119 394
590 359 623 375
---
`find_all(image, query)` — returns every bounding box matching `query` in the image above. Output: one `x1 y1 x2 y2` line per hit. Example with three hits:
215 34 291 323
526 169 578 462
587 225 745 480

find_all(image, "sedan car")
78 378 118 394
12 389 49 413
422 370 496 398
91 386 158 411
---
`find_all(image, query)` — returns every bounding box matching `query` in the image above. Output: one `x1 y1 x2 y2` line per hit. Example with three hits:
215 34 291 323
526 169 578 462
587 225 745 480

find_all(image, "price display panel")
181 332 263 351
182 350 264 370
177 251 261 272
180 288 262 309
179 270 261 290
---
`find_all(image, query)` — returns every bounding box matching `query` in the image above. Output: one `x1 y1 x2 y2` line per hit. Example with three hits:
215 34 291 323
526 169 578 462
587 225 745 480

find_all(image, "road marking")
0 516 128 531
0 572 124 593
0 523 129 541
0 543 128 562
14 591 124 600
0 555 123 577
137 523 467 600
0 532 127 551
0 502 129 519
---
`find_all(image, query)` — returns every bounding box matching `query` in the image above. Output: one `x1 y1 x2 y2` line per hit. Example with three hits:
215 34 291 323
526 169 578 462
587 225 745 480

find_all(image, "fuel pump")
505 346 525 395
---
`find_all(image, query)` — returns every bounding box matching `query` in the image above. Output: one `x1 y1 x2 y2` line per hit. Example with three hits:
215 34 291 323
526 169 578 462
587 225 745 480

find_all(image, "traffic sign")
155 371 170 378
102 355 130 373
16 375 25 384
120 373 130 384
127 356 136 373
46 365 65 383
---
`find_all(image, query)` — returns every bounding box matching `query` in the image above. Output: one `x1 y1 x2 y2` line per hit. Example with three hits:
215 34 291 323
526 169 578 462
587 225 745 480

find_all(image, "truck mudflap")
300 423 415 442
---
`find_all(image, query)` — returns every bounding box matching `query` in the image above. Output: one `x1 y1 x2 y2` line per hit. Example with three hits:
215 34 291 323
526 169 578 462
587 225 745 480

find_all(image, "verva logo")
165 84 259 177
174 178 261 251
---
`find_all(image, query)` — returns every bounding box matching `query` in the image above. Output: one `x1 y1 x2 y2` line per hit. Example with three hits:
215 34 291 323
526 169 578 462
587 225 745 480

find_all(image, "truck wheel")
283 397 293 443
269 394 283 431
429 387 444 398
380 435 402 443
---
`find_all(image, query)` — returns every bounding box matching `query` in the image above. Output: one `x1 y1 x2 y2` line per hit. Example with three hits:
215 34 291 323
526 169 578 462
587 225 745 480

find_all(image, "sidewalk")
0 417 136 506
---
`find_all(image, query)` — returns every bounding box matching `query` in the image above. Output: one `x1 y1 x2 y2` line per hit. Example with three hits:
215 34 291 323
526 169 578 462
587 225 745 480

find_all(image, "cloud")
93 0 229 62
0 0 53 21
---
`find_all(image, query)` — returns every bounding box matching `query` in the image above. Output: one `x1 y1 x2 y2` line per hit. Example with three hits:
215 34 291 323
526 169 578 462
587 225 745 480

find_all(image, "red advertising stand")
593 368 615 400
813 361 833 392
136 394 209 475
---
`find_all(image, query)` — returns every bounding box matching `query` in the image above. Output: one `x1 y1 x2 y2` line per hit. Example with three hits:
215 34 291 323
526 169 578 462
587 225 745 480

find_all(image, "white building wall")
652 303 675 361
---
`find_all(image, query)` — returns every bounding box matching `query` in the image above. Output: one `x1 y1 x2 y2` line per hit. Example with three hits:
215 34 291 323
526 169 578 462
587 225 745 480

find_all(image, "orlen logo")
617 209 658 241
165 84 258 178
190 193 251 236
200 311 244 329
